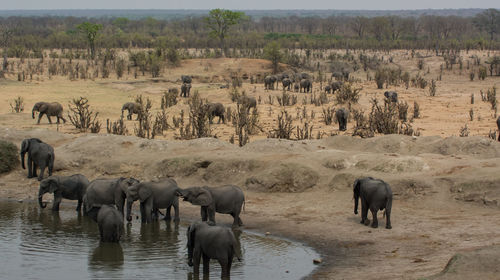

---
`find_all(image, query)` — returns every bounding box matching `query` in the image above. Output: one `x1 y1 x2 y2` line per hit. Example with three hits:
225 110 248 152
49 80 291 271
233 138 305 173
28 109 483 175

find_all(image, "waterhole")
0 201 319 279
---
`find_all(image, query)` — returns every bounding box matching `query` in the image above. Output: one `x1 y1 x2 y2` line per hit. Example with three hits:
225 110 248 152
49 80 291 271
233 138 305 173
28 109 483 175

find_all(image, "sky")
0 0 498 10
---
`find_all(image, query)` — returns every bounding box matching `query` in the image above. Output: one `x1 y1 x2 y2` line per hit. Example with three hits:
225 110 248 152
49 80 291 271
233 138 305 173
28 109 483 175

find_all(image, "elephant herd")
264 72 314 93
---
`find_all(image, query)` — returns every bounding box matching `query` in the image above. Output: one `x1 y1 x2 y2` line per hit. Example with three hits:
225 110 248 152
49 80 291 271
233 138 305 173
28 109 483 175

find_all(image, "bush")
161 91 178 109
67 97 100 133
10 96 24 113
478 66 487 80
336 83 362 104
0 140 19 174
166 48 180 66
115 58 126 79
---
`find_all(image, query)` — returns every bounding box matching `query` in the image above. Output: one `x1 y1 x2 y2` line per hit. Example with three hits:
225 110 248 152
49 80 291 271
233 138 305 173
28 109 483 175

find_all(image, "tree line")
0 8 499 57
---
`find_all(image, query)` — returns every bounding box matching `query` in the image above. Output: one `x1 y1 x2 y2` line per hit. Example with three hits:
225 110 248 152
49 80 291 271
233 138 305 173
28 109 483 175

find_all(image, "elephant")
497 116 500 141
330 81 343 94
32 102 66 124
121 102 141 120
181 83 192 98
353 177 392 229
299 72 310 80
336 108 349 131
84 177 140 217
294 83 300 92
239 96 257 112
177 185 245 228
332 70 350 81
186 221 241 278
282 78 292 91
325 85 332 93
204 102 225 124
168 87 179 94
264 75 277 90
20 138 54 181
384 91 398 103
126 178 180 224
88 205 124 243
300 79 312 93
182 75 192 84
38 174 90 212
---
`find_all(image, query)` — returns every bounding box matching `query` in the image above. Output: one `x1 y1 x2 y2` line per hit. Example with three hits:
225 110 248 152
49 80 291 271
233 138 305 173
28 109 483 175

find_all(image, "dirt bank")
1 127 500 279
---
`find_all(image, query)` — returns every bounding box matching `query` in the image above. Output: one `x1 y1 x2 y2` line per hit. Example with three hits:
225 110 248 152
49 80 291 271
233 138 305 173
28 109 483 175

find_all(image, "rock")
17 199 23 203
265 232 271 235
313 258 322 264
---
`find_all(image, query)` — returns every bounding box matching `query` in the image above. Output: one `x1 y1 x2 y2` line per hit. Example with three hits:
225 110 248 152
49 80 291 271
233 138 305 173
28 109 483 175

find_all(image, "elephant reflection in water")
89 243 124 269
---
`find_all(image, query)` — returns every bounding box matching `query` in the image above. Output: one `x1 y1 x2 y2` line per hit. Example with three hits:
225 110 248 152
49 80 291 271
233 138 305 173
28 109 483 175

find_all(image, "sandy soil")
1 53 500 279
1 127 500 279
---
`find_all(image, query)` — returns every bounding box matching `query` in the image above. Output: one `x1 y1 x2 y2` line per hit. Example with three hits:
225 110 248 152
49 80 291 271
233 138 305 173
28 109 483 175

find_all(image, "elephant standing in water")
126 178 180 224
84 177 139 216
20 138 54 181
38 174 90 212
121 102 141 120
335 108 349 131
187 222 241 279
87 205 124 243
353 177 393 229
32 102 66 124
177 185 245 228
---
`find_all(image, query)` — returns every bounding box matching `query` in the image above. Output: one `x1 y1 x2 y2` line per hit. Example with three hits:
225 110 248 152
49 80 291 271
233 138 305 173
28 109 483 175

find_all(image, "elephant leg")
220 259 230 279
37 113 43 124
32 162 38 178
76 198 82 212
38 164 46 181
207 208 216 226
193 248 202 275
140 203 146 223
144 199 153 223
173 200 180 222
48 159 53 176
370 208 379 228
202 253 210 275
27 157 33 178
361 201 369 225
200 207 208 222
52 195 62 211
46 115 52 124
385 211 392 229
164 205 172 221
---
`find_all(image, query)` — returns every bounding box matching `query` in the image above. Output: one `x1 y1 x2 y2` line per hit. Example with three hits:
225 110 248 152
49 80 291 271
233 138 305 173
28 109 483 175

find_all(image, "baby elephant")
336 108 349 131
384 91 398 103
353 177 393 229
38 174 90 212
88 205 124 243
187 222 241 278
177 185 245 228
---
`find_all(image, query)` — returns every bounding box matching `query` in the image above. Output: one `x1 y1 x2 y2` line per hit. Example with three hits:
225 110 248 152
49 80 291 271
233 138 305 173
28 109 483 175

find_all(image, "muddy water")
0 201 319 279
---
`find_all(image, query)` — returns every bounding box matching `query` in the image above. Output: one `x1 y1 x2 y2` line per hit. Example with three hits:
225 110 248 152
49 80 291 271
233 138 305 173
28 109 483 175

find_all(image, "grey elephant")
88 205 124 243
39 174 90 212
121 102 141 120
264 75 277 90
294 83 300 92
384 91 398 103
299 72 310 80
20 138 54 181
84 177 140 217
353 177 392 229
332 70 349 81
239 96 257 112
497 116 500 141
204 102 225 124
187 221 241 278
32 102 66 124
324 85 332 93
336 108 349 131
300 79 312 93
126 178 180 224
177 185 245 228
181 75 192 84
282 78 292 91
181 83 192 98
330 81 343 94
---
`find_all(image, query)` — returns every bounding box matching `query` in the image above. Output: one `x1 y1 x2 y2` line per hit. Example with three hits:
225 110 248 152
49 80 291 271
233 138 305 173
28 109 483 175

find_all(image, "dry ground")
1 51 500 279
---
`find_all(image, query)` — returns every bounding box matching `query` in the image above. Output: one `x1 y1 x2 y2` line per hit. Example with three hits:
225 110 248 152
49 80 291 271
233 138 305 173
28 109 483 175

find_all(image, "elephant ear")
47 177 59 193
138 185 153 203
191 187 213 207
20 139 30 153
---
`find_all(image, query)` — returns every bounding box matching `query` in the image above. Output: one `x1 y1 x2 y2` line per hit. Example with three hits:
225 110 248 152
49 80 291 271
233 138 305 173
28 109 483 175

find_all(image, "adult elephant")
38 174 90 212
20 138 54 181
264 75 277 90
87 205 124 243
181 75 192 84
330 81 343 94
353 177 392 229
84 177 139 217
32 102 66 124
384 91 398 103
324 85 332 94
121 102 141 120
181 83 191 98
187 222 241 278
336 108 349 131
239 96 257 112
204 102 225 124
300 79 312 93
282 78 292 91
126 178 180 224
294 83 300 92
177 185 245 228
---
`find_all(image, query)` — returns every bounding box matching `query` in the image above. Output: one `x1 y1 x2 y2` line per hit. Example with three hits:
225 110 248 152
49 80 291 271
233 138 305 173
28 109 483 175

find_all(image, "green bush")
0 140 19 174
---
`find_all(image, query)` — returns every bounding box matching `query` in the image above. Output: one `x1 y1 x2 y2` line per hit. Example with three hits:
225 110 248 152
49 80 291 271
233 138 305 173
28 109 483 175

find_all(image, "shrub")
161 91 178 109
67 97 100 133
115 58 126 79
429 79 436 96
478 66 487 80
178 91 212 139
413 101 420 119
336 83 362 104
267 110 293 139
134 95 153 139
106 116 127 135
397 101 409 121
166 48 180 66
322 107 335 125
0 140 19 174
10 96 24 113
459 124 469 137
368 98 399 134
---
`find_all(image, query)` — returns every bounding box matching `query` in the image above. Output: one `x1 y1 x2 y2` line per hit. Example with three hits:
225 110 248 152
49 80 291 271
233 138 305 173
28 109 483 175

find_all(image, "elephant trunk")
38 192 47 209
126 199 133 222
